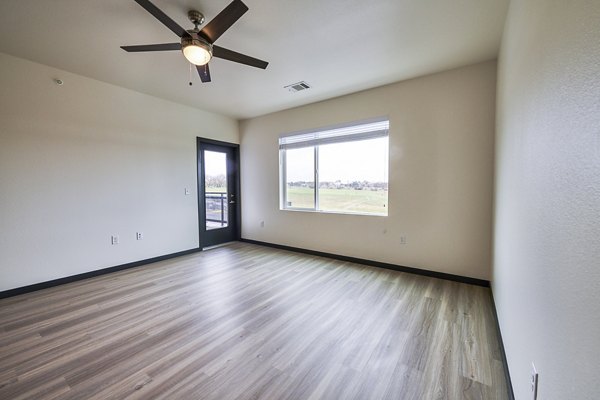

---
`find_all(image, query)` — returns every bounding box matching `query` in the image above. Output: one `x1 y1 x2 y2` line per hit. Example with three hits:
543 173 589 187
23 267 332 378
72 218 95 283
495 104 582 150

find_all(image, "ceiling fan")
121 0 268 83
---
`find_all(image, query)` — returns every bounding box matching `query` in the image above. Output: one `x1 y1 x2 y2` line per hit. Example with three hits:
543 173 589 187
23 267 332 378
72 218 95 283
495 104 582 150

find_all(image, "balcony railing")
205 192 228 229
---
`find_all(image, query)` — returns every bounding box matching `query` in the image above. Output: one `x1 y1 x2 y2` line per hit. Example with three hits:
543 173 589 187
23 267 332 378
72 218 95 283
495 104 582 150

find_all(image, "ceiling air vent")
284 81 311 92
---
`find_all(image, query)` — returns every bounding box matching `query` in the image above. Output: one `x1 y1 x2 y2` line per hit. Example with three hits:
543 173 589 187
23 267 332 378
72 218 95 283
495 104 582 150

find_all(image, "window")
280 118 389 215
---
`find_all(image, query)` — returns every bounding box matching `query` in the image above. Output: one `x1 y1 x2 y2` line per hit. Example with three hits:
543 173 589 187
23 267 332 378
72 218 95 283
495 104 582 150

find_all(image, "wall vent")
284 81 311 92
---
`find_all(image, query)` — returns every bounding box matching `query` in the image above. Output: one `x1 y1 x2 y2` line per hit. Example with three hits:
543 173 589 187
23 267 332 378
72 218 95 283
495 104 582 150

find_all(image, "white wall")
0 52 238 291
493 0 600 399
240 61 496 280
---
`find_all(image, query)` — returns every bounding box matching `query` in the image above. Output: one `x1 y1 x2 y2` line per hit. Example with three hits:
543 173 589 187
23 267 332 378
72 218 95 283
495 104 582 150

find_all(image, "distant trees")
288 180 388 191
206 174 226 188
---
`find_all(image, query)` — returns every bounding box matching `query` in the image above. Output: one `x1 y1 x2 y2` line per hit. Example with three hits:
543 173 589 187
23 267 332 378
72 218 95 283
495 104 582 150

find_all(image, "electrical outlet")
136 232 143 240
111 235 119 245
531 363 539 400
400 236 407 244
185 188 191 195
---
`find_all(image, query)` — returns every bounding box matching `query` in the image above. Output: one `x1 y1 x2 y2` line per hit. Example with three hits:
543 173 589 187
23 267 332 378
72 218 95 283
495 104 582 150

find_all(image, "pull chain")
189 63 193 86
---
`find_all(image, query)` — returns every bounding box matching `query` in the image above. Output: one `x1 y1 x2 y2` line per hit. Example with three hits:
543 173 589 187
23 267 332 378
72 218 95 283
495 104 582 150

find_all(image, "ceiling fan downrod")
188 10 205 31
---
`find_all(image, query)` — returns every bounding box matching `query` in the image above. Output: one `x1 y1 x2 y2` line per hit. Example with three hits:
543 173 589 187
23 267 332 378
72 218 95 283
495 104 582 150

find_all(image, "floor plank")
0 242 508 399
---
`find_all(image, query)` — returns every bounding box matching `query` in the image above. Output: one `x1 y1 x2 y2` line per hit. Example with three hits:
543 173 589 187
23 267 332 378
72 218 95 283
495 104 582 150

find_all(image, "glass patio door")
197 139 240 248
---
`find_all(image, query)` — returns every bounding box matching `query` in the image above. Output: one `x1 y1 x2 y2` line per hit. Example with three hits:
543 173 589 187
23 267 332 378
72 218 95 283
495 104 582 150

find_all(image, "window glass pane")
285 147 315 209
204 150 228 230
318 137 388 215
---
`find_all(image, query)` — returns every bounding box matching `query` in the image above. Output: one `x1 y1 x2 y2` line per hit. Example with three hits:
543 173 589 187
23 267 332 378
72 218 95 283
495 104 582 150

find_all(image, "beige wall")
240 61 497 280
494 0 600 399
0 52 238 291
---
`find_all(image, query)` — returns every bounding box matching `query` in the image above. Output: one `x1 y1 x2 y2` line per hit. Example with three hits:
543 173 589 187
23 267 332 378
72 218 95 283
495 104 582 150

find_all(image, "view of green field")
286 187 388 214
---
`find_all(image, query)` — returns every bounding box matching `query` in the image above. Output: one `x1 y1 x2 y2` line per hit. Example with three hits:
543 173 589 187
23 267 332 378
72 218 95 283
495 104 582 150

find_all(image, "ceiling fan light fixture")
181 36 212 66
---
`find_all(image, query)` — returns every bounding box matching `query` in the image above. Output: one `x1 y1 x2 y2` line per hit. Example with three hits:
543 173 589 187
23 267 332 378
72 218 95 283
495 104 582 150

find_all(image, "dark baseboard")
240 238 490 287
0 247 202 300
489 290 515 399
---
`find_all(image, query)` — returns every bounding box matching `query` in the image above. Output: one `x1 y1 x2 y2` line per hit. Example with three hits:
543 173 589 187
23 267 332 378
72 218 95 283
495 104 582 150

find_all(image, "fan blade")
213 46 268 69
121 43 182 52
196 64 211 83
134 0 188 38
200 0 248 43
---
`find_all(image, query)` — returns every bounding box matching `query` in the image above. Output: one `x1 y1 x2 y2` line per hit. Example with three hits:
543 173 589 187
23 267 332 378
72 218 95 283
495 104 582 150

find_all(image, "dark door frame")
196 137 241 248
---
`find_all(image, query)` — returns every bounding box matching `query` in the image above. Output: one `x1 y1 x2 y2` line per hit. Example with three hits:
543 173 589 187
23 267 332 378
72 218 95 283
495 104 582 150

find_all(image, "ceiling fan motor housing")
188 10 205 27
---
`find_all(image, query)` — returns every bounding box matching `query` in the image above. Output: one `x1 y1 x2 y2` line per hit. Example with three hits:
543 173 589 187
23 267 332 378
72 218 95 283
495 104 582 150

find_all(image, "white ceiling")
0 0 509 119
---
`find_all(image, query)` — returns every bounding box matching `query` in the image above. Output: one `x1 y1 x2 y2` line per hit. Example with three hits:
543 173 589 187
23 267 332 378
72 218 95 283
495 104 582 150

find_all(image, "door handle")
229 201 235 204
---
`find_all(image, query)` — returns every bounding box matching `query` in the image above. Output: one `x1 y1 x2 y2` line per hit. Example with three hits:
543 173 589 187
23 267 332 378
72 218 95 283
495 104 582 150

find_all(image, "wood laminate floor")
0 242 509 399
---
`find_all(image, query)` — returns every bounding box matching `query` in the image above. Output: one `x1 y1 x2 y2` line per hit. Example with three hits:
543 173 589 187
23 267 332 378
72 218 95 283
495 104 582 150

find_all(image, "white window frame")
279 117 389 216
